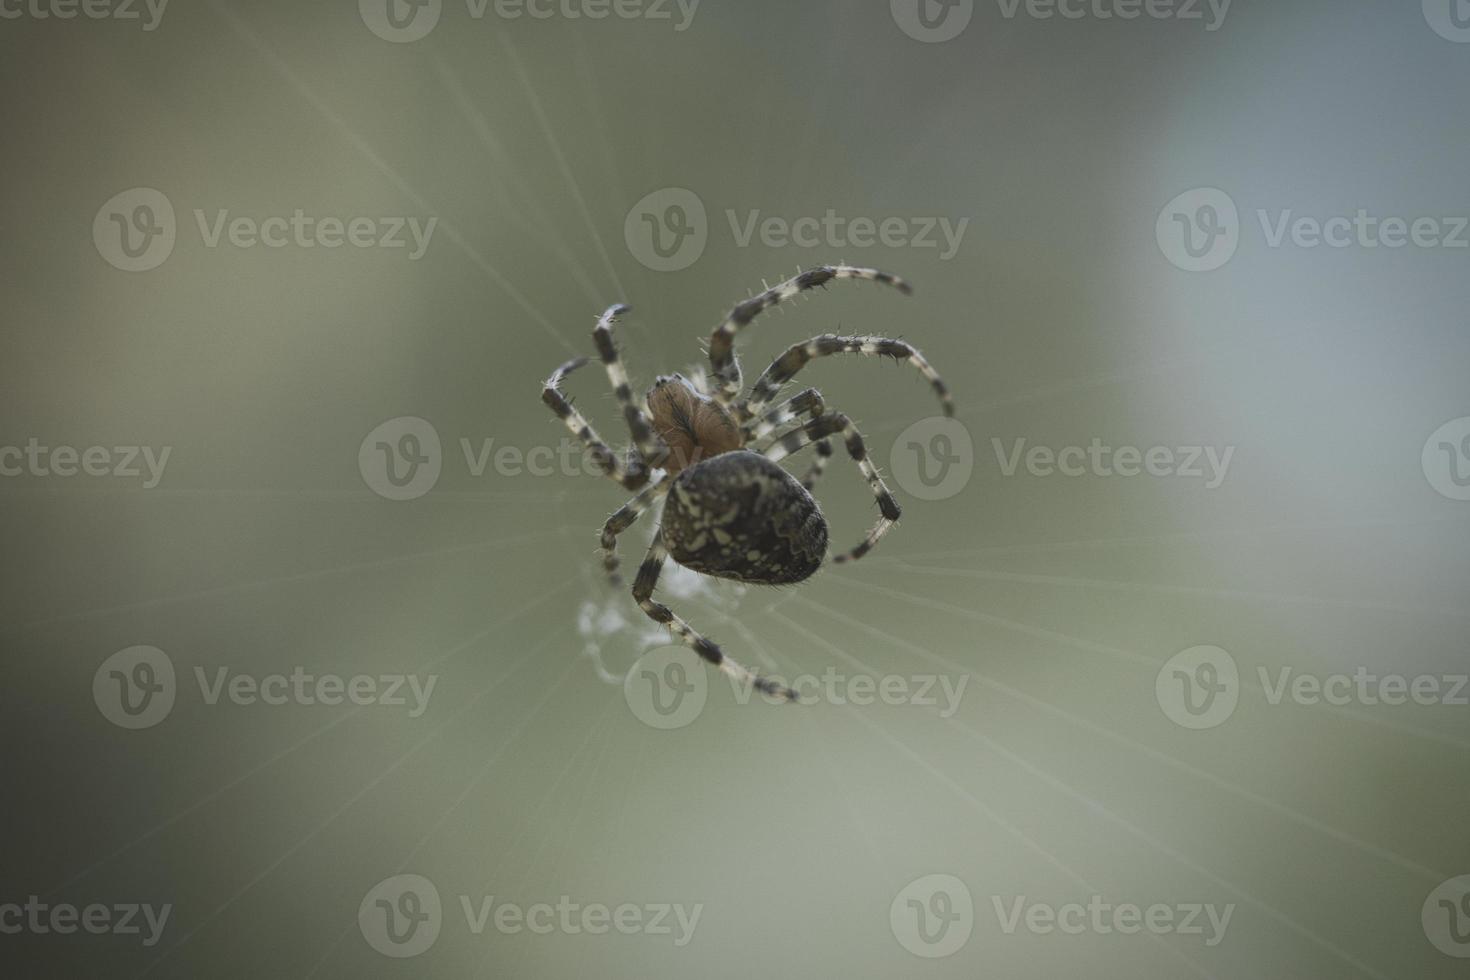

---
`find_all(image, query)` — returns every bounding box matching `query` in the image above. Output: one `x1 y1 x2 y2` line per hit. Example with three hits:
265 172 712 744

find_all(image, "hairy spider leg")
706 266 911 413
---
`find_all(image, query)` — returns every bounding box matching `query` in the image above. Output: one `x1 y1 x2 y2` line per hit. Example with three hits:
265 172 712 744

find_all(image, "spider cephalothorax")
541 265 952 700
644 374 741 475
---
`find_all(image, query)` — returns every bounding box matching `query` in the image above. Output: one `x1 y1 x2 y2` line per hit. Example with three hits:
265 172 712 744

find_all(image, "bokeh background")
3 0 1469 977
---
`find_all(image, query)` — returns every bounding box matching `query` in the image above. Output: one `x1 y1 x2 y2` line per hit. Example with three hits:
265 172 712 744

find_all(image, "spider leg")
592 304 668 467
740 382 834 487
800 440 834 492
739 387 834 489
740 387 834 487
599 475 670 586
707 266 911 409
631 531 798 701
742 387 826 443
541 356 650 490
740 334 953 422
766 412 901 564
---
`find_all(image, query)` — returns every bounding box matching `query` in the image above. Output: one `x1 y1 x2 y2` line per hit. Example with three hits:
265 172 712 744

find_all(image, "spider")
541 265 953 701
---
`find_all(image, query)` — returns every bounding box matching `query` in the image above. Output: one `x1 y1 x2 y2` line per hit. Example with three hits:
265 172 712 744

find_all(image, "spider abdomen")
662 450 827 585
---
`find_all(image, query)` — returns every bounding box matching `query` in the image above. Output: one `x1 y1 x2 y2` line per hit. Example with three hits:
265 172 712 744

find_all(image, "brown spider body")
646 374 827 584
645 374 742 475
540 265 953 700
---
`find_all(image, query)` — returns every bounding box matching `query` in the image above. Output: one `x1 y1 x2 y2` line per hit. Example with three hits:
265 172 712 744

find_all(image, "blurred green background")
3 0 1469 977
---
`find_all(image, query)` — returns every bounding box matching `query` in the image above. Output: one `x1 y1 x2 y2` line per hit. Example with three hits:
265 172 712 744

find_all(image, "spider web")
573 493 754 685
